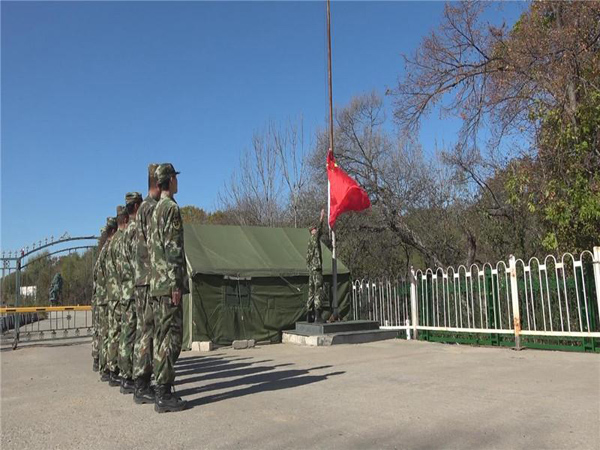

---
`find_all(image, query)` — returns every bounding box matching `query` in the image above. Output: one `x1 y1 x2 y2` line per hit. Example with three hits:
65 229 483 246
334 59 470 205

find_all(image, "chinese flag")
327 149 371 228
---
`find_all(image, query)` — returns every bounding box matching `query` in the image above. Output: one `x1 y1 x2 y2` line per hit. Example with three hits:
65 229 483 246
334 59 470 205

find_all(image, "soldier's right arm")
96 247 107 301
317 208 326 240
162 203 186 295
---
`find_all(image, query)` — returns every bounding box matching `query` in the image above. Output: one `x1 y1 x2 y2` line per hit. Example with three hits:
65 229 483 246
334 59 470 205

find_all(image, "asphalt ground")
1 337 598 450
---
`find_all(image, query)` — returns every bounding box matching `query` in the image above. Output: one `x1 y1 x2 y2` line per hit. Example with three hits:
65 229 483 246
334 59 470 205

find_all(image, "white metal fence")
351 278 412 329
352 247 600 348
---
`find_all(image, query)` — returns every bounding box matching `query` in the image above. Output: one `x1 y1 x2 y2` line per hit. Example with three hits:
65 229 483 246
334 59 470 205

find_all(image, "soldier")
118 192 143 394
132 164 160 405
149 163 188 413
306 209 326 323
99 217 117 382
106 206 129 387
91 226 107 372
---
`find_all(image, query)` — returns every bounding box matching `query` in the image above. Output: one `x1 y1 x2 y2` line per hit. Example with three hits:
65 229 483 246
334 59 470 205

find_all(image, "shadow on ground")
0 337 91 352
175 354 344 409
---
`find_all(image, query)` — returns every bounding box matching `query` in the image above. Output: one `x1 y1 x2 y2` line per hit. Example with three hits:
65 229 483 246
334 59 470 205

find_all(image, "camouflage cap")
106 217 117 230
116 205 128 218
155 163 180 184
148 163 159 177
125 192 142 205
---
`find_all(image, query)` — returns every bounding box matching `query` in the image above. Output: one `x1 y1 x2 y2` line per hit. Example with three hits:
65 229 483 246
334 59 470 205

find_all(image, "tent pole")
326 0 338 319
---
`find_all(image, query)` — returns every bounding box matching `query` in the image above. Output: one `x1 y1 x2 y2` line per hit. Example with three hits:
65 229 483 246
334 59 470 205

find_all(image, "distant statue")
49 273 63 305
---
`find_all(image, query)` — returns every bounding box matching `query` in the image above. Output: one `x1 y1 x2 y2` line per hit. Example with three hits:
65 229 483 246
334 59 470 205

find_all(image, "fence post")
593 247 600 331
509 255 521 350
410 267 418 340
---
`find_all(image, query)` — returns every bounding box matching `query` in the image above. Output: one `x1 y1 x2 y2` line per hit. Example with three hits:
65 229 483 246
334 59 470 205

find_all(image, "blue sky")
1 1 525 252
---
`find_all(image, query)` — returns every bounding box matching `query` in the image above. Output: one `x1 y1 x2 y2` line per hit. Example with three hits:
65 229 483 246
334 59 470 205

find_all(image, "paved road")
1 339 598 450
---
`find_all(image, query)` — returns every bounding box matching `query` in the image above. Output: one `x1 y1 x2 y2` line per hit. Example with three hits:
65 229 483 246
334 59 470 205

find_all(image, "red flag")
327 149 371 228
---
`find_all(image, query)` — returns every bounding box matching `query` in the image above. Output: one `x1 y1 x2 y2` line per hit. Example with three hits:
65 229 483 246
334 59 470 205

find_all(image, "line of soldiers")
91 163 188 414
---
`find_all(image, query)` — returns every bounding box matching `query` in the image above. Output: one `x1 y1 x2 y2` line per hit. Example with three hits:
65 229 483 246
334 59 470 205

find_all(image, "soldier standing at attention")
118 192 143 394
107 206 129 387
99 217 118 382
306 209 326 323
132 164 160 405
91 226 107 372
149 163 188 413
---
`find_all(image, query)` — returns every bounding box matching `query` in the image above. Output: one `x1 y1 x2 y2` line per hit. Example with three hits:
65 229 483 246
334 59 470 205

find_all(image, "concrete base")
191 341 214 352
282 329 398 347
295 320 379 335
232 339 256 350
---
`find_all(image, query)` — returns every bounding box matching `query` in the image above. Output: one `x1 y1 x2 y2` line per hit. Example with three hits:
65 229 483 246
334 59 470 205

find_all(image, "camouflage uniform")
91 228 106 367
99 217 117 375
107 213 126 374
91 241 100 364
306 218 325 311
133 194 158 382
149 175 187 386
95 237 110 372
118 193 142 382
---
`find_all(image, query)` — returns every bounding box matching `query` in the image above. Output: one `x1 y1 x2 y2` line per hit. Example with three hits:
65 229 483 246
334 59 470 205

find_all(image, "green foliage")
180 206 235 225
508 89 600 252
1 249 96 307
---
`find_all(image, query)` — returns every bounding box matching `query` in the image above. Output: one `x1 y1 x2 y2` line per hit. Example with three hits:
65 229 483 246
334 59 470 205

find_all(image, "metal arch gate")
0 234 98 349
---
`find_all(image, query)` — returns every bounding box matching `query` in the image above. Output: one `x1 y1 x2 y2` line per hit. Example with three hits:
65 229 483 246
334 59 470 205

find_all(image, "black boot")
108 370 121 387
92 359 99 372
154 384 187 413
120 377 135 394
100 370 110 382
314 309 324 323
133 377 155 405
307 307 315 323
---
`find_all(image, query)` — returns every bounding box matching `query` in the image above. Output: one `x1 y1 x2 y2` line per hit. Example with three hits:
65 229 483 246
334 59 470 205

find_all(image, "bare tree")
392 0 600 253
219 130 284 227
392 0 600 173
309 92 464 267
270 118 310 228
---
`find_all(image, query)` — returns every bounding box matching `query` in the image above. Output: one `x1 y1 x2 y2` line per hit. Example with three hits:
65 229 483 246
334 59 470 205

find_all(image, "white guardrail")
352 247 600 348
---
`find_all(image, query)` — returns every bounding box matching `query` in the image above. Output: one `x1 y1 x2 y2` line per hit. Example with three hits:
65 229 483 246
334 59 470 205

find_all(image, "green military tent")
182 224 351 348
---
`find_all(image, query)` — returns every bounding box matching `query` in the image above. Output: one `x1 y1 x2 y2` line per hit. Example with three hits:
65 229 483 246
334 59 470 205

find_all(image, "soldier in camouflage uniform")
306 209 325 323
106 206 129 387
133 164 160 405
99 217 117 381
118 192 143 394
91 226 107 372
149 163 188 413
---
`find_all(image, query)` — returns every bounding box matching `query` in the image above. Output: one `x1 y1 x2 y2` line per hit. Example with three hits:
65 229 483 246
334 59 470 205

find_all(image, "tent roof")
183 224 350 278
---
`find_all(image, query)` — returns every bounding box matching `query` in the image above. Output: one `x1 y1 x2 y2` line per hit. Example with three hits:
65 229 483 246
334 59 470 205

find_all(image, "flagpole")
326 0 338 319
